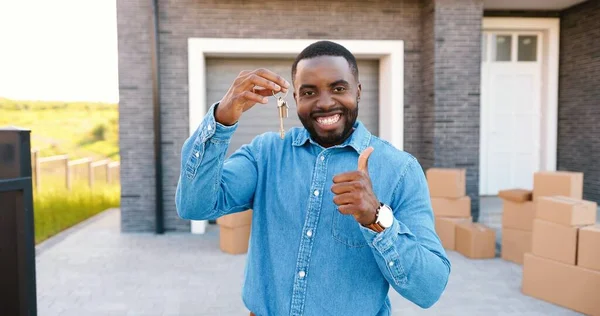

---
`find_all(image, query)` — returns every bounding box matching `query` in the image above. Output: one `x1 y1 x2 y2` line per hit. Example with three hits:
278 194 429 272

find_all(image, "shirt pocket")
332 211 369 248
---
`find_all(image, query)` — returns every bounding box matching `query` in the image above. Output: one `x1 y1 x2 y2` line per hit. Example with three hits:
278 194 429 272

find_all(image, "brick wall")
559 0 600 203
155 0 426 231
116 0 157 232
117 0 485 231
422 0 483 221
420 0 436 171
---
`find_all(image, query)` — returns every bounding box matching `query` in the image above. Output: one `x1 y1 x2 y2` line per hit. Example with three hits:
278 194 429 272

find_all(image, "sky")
0 0 119 103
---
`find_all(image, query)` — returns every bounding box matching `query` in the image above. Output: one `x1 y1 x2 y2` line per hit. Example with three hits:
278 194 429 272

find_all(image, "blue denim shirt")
176 103 451 316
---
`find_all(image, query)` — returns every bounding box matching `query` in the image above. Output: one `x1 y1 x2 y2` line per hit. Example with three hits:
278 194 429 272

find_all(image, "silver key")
277 97 288 139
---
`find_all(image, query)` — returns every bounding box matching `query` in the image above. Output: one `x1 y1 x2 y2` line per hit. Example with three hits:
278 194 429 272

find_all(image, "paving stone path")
35 206 583 316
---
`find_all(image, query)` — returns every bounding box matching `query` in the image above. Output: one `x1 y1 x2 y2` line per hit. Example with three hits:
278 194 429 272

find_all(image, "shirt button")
306 230 313 237
298 271 306 278
388 261 394 267
313 190 319 196
320 156 325 161
194 152 200 158
207 125 212 131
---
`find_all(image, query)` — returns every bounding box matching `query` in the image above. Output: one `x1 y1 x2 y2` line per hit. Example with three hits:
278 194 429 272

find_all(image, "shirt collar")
292 120 372 153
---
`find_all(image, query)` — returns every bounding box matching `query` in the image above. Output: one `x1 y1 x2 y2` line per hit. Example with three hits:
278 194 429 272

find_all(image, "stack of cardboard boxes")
499 189 535 264
216 209 253 255
521 171 600 315
428 168 496 259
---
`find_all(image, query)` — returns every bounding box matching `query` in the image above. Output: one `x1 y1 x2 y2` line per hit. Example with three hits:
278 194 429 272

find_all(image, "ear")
357 82 362 102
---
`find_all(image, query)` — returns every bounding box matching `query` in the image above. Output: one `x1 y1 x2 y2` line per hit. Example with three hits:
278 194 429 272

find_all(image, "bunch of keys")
274 90 289 139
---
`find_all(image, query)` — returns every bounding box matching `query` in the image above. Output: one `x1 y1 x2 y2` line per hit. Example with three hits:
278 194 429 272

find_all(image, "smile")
315 114 341 126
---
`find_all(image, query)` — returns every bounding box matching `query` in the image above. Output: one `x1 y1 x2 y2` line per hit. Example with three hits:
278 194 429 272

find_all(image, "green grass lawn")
0 98 119 161
33 179 120 244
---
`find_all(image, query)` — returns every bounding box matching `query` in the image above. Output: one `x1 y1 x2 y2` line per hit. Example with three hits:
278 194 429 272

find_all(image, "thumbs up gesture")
331 147 380 226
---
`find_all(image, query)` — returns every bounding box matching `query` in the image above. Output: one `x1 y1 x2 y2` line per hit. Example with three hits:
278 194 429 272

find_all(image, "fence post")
87 160 93 189
31 149 39 191
106 162 111 184
64 156 71 191
90 159 109 187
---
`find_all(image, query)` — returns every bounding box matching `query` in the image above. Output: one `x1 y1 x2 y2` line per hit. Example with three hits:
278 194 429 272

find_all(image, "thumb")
357 147 374 173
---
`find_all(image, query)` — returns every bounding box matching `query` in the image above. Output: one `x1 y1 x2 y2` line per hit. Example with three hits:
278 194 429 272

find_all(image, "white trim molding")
187 38 404 234
482 17 559 173
188 38 404 148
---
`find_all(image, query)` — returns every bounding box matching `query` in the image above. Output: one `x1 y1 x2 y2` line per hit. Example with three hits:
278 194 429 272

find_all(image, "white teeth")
316 114 341 126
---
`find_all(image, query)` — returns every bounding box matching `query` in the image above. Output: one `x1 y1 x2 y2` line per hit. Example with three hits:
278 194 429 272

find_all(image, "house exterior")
116 0 600 233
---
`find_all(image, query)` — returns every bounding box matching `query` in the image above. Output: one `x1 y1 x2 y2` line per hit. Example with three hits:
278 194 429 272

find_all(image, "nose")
316 91 335 109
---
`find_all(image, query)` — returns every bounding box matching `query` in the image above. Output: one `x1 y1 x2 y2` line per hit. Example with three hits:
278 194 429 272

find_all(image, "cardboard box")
533 171 583 201
501 228 532 265
578 225 600 272
431 196 471 218
216 209 253 228
426 168 466 198
502 201 535 231
455 222 496 259
522 253 600 316
435 217 472 250
498 189 532 203
536 196 597 226
531 219 578 265
219 224 251 254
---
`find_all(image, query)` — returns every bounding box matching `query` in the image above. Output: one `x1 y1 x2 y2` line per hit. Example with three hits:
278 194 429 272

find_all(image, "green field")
0 98 119 160
0 98 121 244
34 179 120 244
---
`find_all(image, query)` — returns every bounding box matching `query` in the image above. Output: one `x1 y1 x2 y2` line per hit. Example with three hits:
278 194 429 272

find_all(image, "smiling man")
176 40 450 316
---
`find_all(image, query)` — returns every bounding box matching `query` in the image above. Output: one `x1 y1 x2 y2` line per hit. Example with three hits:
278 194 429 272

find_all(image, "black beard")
298 104 358 148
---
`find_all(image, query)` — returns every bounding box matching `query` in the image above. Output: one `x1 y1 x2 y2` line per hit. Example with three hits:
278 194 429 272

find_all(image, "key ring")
272 89 289 99
273 89 295 108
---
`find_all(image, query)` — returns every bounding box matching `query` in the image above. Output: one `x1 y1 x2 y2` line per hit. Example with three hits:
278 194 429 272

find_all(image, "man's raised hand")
215 68 290 126
331 147 380 226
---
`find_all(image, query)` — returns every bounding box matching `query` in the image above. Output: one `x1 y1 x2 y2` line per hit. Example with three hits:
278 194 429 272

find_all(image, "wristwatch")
365 203 394 233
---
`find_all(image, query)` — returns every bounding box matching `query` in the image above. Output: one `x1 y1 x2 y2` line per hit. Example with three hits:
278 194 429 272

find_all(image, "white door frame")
187 38 404 233
480 18 559 195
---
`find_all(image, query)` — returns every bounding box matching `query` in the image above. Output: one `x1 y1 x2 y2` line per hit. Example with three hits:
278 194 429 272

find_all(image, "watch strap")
366 222 385 233
365 202 386 233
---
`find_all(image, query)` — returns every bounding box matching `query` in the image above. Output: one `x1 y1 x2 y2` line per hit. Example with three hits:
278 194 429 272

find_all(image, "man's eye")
334 87 346 92
303 91 315 96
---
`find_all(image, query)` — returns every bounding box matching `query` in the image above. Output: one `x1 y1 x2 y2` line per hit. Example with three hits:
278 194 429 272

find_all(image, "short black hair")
291 40 359 84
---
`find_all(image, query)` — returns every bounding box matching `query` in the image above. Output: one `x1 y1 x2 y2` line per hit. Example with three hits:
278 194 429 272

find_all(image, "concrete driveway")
35 204 583 316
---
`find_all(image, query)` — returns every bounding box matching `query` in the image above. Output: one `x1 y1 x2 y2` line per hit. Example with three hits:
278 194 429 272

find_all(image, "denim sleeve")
175 102 259 220
359 156 451 308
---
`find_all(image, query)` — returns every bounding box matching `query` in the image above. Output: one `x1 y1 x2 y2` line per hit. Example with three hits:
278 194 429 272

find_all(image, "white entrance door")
480 31 543 195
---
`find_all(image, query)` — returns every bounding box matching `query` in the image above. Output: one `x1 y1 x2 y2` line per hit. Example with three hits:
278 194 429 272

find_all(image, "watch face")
378 205 394 228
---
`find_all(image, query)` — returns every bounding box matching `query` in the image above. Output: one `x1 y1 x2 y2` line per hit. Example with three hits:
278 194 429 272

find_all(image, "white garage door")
206 58 379 157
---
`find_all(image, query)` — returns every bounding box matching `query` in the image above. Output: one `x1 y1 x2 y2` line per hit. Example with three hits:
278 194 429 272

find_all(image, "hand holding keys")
211 67 293 139
214 68 289 127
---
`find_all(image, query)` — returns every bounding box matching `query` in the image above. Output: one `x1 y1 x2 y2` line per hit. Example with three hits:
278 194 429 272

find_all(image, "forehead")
294 55 354 85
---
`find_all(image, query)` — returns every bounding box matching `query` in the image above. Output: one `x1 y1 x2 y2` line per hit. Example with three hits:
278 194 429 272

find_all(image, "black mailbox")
0 127 37 316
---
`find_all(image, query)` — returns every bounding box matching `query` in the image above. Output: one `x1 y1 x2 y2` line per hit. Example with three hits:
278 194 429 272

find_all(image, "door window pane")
518 35 537 62
493 34 512 61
